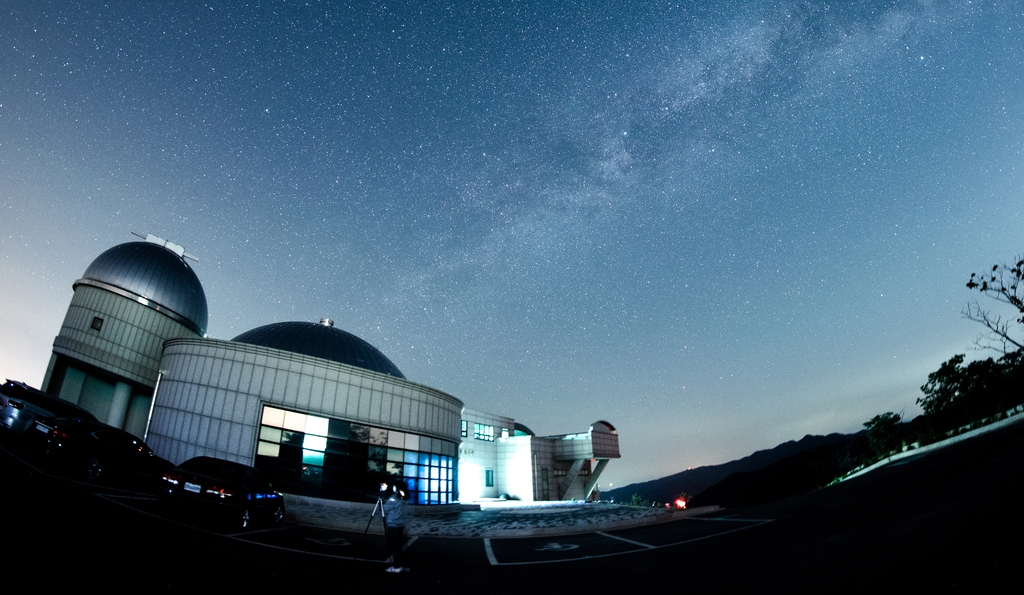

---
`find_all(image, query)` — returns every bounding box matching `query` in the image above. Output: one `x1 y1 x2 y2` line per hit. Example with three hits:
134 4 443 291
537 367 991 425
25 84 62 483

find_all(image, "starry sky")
2 0 1022 489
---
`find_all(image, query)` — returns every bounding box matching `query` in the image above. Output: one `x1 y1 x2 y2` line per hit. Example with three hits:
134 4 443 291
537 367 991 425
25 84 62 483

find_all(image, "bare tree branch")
965 255 1024 354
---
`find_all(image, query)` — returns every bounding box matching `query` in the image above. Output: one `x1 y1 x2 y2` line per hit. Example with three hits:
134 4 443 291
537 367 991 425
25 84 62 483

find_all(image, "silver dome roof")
77 242 208 335
232 321 405 379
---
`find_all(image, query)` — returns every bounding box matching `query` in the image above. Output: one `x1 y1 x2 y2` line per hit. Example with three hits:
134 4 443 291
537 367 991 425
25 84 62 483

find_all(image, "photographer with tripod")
381 481 408 574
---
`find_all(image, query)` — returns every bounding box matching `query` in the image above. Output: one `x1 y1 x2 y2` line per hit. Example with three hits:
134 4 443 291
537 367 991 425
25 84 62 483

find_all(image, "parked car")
43 417 172 487
0 380 96 445
162 456 285 529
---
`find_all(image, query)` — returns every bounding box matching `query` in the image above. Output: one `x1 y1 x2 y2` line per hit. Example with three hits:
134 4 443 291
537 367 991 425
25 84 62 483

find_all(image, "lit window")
261 407 285 428
461 420 468 438
474 423 494 442
302 434 327 452
257 441 280 457
283 410 307 432
304 415 329 437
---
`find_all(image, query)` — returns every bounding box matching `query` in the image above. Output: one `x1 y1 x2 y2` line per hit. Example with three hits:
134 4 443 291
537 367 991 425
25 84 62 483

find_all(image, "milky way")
2 1 1022 487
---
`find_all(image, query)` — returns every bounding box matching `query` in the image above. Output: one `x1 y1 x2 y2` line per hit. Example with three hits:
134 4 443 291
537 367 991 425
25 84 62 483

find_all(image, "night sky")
2 1 1022 489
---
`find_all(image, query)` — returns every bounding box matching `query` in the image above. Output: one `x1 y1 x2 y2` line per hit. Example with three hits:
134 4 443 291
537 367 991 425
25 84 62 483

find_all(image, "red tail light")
162 472 182 486
205 485 236 498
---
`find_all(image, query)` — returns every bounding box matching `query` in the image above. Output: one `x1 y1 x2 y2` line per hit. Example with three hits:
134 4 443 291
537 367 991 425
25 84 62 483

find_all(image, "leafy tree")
863 412 903 459
628 493 651 507
917 351 1024 430
965 256 1024 353
917 355 968 417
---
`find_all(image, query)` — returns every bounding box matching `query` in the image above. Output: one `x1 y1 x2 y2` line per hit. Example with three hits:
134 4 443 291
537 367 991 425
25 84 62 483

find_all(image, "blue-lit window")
257 405 457 505
474 423 494 442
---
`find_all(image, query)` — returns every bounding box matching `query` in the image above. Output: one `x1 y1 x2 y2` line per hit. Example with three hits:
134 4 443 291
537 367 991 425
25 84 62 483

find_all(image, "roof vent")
319 318 334 327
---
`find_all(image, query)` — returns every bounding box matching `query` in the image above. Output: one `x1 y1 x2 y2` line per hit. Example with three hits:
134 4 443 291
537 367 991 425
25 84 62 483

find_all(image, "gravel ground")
285 496 719 537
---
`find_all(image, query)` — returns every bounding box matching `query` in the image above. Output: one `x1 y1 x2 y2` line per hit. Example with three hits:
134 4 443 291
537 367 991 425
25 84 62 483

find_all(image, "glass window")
280 431 304 447
257 441 280 457
349 424 370 443
303 434 327 452
259 426 282 443
254 405 457 505
474 423 494 442
369 427 388 445
461 420 468 438
261 407 285 428
283 410 307 432
305 415 329 437
302 450 324 466
328 419 350 439
485 469 494 487
325 438 349 455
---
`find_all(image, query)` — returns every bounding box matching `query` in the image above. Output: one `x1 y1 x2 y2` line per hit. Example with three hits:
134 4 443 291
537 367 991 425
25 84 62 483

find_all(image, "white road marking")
596 531 655 549
484 538 499 565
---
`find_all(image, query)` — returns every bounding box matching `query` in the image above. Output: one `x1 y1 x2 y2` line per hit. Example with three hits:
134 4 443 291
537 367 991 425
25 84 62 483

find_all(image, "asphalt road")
4 417 1022 592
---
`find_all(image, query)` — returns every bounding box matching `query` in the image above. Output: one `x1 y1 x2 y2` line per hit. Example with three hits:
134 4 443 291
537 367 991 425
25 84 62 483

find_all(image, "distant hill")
605 432 864 505
687 436 870 508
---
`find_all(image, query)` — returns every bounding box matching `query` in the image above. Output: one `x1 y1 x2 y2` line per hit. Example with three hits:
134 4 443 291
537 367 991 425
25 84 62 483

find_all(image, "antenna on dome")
131 231 199 262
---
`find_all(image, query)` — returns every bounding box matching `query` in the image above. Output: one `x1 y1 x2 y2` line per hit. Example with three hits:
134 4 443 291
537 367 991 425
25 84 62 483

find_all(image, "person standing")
382 481 408 573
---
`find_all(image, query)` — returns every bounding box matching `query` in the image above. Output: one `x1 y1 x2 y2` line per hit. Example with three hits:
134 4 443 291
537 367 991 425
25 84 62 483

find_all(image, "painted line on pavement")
596 531 655 549
487 518 774 566
483 538 499 565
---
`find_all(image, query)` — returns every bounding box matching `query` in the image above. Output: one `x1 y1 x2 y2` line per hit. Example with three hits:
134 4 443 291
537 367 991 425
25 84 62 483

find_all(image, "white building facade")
40 236 619 505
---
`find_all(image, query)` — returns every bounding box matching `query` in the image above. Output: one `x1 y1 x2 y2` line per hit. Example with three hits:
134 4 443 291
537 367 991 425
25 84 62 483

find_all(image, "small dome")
232 321 405 379
79 241 208 335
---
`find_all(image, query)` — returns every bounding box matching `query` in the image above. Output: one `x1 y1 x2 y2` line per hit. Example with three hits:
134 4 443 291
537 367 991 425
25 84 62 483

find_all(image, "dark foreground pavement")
5 417 1022 592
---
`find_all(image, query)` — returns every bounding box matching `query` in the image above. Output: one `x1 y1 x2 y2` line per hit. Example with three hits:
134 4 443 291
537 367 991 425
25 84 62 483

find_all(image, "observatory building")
42 236 206 439
39 235 619 504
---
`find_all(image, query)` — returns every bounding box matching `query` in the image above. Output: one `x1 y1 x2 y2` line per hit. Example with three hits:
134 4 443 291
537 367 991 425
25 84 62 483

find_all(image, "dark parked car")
0 379 96 444
43 417 172 488
162 456 285 529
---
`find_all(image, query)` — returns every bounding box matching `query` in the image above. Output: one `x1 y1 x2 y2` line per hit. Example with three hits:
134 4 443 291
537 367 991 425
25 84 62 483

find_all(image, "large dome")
232 320 405 379
78 241 209 335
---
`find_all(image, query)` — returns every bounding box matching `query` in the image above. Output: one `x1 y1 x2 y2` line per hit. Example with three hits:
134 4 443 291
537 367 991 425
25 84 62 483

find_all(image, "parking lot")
6 417 1023 591
94 488 771 568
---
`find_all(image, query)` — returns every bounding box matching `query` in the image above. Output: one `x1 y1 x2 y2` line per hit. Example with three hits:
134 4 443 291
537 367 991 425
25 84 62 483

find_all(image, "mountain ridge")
604 431 863 504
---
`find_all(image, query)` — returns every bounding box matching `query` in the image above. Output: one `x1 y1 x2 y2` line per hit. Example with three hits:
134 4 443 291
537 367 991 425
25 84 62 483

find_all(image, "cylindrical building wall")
148 337 464 504
50 285 200 387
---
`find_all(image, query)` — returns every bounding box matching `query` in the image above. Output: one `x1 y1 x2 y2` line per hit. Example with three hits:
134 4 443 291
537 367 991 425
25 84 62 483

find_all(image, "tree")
917 355 967 418
917 352 1022 429
965 256 1024 353
863 412 903 459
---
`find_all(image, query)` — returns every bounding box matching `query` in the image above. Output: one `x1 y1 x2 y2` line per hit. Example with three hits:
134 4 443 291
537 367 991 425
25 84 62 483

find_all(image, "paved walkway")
284 496 720 538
